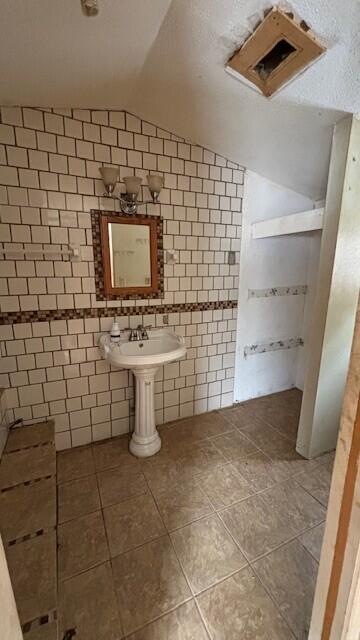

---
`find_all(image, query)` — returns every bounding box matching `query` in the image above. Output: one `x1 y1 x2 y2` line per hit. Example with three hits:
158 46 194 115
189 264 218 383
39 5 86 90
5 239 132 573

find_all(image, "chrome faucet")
129 325 152 341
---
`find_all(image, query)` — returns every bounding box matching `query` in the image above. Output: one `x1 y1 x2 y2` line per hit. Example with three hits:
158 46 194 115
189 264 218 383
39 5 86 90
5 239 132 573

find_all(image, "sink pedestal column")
129 367 161 458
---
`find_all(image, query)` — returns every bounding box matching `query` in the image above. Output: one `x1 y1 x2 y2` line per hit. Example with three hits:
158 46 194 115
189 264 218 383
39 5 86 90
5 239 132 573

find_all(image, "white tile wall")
0 108 243 449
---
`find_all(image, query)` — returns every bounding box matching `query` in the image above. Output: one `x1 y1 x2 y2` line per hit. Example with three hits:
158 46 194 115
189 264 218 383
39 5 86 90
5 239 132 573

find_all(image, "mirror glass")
108 222 151 288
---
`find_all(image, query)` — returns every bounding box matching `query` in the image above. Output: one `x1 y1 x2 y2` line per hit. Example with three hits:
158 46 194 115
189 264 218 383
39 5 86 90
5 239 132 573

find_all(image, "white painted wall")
296 232 322 389
234 170 316 402
297 115 360 458
0 536 22 640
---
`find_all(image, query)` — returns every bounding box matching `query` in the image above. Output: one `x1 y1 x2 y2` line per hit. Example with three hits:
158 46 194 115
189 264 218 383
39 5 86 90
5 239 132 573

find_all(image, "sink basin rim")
99 329 186 369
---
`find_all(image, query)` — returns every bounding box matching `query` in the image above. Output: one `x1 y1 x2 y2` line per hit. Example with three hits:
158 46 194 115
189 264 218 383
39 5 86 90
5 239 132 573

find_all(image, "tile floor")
57 389 334 640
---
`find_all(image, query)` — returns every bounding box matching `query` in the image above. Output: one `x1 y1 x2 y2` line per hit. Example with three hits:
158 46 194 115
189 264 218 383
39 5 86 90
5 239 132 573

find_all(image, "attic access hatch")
226 7 325 97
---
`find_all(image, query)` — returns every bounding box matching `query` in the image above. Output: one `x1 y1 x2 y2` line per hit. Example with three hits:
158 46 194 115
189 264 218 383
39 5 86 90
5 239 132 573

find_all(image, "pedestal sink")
99 329 186 457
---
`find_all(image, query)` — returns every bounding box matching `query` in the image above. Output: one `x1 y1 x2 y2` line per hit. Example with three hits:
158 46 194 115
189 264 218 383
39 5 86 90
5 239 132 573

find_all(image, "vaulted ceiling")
1 0 360 198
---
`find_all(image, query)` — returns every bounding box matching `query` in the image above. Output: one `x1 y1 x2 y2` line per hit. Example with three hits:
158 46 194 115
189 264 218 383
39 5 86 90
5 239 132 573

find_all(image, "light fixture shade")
123 176 142 197
147 174 164 195
99 166 119 187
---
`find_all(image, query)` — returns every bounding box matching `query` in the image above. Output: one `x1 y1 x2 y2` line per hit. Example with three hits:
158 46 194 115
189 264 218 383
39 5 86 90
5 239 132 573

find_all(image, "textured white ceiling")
0 0 172 107
1 0 359 197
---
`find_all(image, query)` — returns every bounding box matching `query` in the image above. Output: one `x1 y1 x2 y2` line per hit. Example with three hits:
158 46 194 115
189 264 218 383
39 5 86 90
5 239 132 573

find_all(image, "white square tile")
0 124 15 145
1 107 23 126
23 108 44 130
44 381 67 402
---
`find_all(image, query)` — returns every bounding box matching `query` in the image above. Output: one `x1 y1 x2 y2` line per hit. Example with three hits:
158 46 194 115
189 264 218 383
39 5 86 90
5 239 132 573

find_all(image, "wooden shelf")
251 207 324 239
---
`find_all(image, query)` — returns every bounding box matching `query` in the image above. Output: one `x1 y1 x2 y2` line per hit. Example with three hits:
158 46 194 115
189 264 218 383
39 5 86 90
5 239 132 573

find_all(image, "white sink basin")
99 329 186 458
99 329 186 369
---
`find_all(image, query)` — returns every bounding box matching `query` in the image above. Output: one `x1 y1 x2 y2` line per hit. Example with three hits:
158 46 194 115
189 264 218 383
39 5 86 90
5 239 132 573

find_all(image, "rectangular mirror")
100 214 159 296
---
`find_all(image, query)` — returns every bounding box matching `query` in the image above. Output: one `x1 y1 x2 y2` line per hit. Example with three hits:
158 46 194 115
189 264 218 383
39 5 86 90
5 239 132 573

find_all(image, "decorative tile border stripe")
0 299 238 325
5 441 54 454
0 474 55 493
244 337 304 357
8 525 56 547
22 609 57 636
248 285 307 299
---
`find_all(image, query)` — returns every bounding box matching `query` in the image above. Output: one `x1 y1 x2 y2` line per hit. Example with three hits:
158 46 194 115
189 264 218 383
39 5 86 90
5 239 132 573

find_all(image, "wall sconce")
99 166 164 214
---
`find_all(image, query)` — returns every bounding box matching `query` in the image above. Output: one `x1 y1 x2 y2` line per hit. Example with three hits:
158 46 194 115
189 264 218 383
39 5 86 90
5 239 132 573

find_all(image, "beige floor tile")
197 566 293 639
127 600 208 640
6 531 56 624
233 450 290 491
93 437 140 472
58 474 100 523
259 388 302 414
112 535 191 636
0 444 55 489
254 539 318 639
220 406 266 431
58 510 109 580
246 392 301 441
59 563 122 640
318 450 335 468
152 479 213 531
171 514 247 593
24 622 58 640
5 421 54 452
240 390 301 423
160 420 205 448
143 459 189 493
270 450 321 478
238 421 320 476
262 407 299 442
188 411 234 440
104 493 165 556
57 445 95 484
299 523 325 562
97 467 148 507
196 463 254 509
161 412 232 448
210 430 258 461
0 477 56 542
295 461 333 507
142 441 225 489
221 481 325 561
219 493 291 561
265 480 326 535
178 440 227 476
237 418 292 454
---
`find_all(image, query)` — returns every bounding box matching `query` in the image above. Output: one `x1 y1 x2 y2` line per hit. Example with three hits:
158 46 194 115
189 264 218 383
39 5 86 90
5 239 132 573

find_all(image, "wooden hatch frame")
227 7 325 97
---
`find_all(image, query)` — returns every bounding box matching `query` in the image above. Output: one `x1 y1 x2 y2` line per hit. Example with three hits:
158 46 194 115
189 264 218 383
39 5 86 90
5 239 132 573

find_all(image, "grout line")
92 470 126 635
53 408 328 638
296 521 325 563
142 472 211 637
292 475 330 509
247 523 324 565
250 561 298 639
121 596 195 639
58 556 111 585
